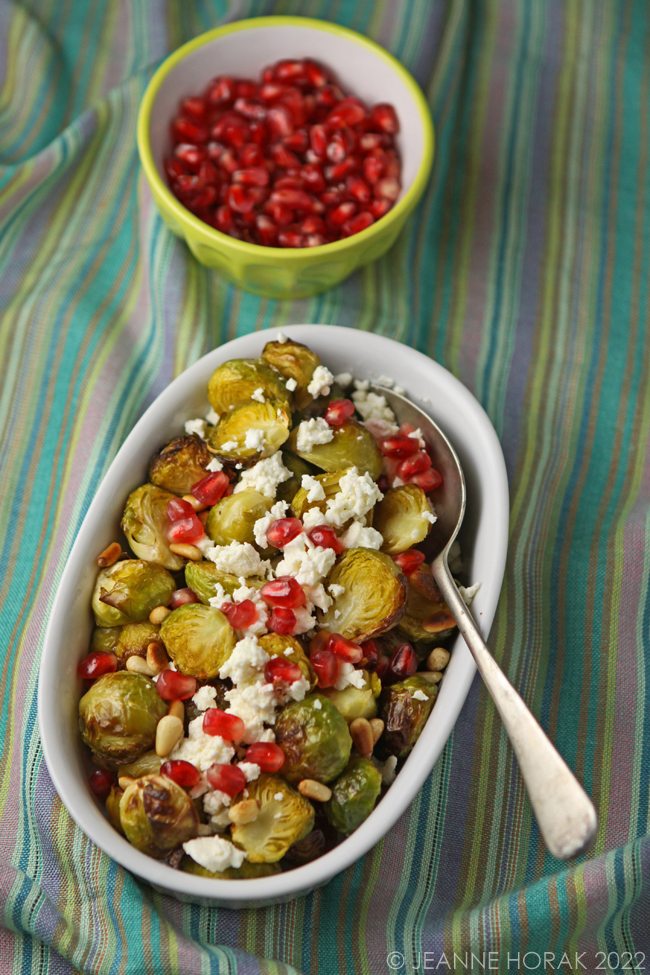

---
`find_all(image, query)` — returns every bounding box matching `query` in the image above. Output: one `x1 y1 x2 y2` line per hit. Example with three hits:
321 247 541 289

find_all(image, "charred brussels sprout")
288 420 382 480
229 774 314 862
377 674 438 759
275 695 352 784
319 549 407 642
106 785 125 834
276 451 318 505
79 672 167 764
184 561 262 604
148 434 212 496
119 750 163 779
290 470 346 520
205 490 273 547
92 560 176 628
262 339 321 410
159 604 236 679
320 670 379 722
119 774 199 858
110 621 161 662
258 633 316 688
208 402 291 462
181 857 280 879
374 486 435 555
207 358 291 415
121 484 185 571
325 758 382 834
397 564 456 645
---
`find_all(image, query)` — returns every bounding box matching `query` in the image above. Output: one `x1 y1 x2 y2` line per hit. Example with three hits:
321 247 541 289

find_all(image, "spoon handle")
432 554 598 861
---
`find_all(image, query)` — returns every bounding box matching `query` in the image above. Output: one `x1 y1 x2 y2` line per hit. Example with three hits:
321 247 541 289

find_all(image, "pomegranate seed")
347 176 371 204
232 166 269 187
369 103 400 134
363 152 385 184
206 763 246 797
384 150 402 178
207 76 235 105
359 639 380 671
239 143 263 166
393 550 426 575
280 88 307 126
264 657 303 686
359 132 385 151
267 105 294 138
305 60 329 88
327 97 366 127
270 188 313 210
167 514 204 544
270 143 300 168
216 205 234 232
227 185 255 214
174 144 207 171
265 202 293 226
191 470 229 504
156 670 197 701
375 654 390 681
268 608 296 634
278 230 303 248
275 59 307 82
387 643 418 682
260 577 306 609
221 599 258 630
214 114 250 147
304 233 326 247
380 435 420 459
160 759 201 789
284 129 309 152
328 201 357 227
397 452 432 479
88 769 113 801
309 124 328 157
218 149 239 174
326 139 346 164
266 517 303 548
245 742 285 772
375 177 400 201
165 157 186 180
256 214 278 245
206 141 225 161
77 651 117 680
198 159 219 184
166 497 195 522
316 84 343 109
203 708 245 740
327 157 358 181
377 474 391 493
311 649 339 688
235 80 257 99
234 97 266 120
249 120 268 145
169 587 199 609
309 630 331 655
180 96 207 121
369 198 392 219
327 633 363 664
325 398 355 426
261 82 284 101
410 469 443 492
172 118 208 144
301 214 326 235
308 525 343 553
300 163 326 192
342 211 374 236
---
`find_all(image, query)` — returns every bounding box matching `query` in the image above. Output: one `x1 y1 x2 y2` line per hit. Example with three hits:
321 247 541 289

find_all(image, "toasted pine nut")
118 775 135 790
198 509 209 525
167 699 185 721
369 718 385 744
146 642 169 675
298 779 332 802
426 647 450 672
155 715 184 757
169 542 203 561
97 542 122 567
149 605 171 625
421 671 442 684
182 494 208 512
350 717 374 757
228 799 260 825
126 655 156 677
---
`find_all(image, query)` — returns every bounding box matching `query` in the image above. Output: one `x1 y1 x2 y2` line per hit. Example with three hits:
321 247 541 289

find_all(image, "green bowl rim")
137 15 435 258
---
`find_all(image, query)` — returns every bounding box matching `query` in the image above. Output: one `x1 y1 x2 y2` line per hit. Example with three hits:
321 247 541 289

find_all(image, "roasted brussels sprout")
376 674 438 759
397 564 457 646
276 451 318 505
229 774 314 862
295 382 345 422
205 490 273 547
121 484 185 571
207 358 291 415
262 339 321 410
159 603 236 679
288 420 382 480
90 626 122 655
289 469 346 520
181 856 281 879
119 749 163 779
106 785 125 834
320 670 380 722
184 561 262 604
184 678 231 726
92 560 176 628
319 549 408 642
207 402 291 462
79 672 167 764
110 621 161 661
275 695 352 784
325 757 382 834
119 774 199 858
258 633 316 688
373 486 435 555
148 434 212 496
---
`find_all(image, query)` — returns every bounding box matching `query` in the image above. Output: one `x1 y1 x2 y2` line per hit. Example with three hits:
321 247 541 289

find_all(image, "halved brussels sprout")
318 549 408 642
185 562 261 604
373 486 435 556
92 560 176 628
121 484 185 571
229 774 314 862
180 856 281 879
288 420 382 480
275 694 352 784
325 757 382 834
109 621 161 661
262 339 321 410
207 358 291 415
376 674 438 759
148 434 212 496
276 451 319 505
106 785 125 834
295 382 345 422
119 774 199 858
205 490 273 547
119 750 163 779
396 564 457 646
79 672 167 764
208 402 291 462
289 469 346 520
258 633 316 688
320 670 380 722
159 603 236 679
90 626 122 655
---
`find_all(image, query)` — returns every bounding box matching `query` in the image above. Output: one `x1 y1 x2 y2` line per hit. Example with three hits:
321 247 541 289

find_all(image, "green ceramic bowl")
137 16 434 299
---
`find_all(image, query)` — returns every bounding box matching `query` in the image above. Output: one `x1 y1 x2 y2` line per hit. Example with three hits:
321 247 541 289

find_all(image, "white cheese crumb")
275 533 336 588
220 439 239 451
244 428 266 451
253 499 289 548
170 716 235 771
377 375 394 387
328 584 345 598
335 662 366 691
302 506 326 531
307 365 334 398
284 648 294 656
206 456 223 472
276 331 288 343
216 581 268 636
290 604 317 635
206 541 270 577
206 408 220 425
195 534 215 555
234 452 292 499
413 689 428 702
286 377 298 391
407 427 426 448
364 417 399 439
301 474 326 502
225 679 277 743
324 467 383 527
295 417 334 452
394 386 405 395
185 418 207 439
459 582 481 606
354 379 369 391
313 699 322 710
237 762 261 782
392 476 405 488
273 792 284 801
334 371 352 387
382 755 397 785
183 836 246 873
422 510 436 524
192 685 217 711
251 387 266 403
219 635 270 685
334 609 341 619
338 521 383 550
352 389 397 427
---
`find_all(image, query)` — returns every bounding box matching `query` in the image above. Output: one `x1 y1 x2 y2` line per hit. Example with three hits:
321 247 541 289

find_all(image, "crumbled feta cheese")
365 417 399 439
195 533 215 555
234 452 292 499
276 331 288 343
307 365 334 398
354 379 369 391
253 500 290 549
422 510 436 524
394 386 405 395
275 533 336 587
392 476 405 488
302 506 326 531
459 582 481 606
251 387 266 403
412 689 428 702
291 604 317 634
284 648 294 656
221 440 238 451
244 428 266 451
304 582 332 611
282 675 311 703
313 699 322 709
183 836 246 873
334 371 352 387
192 685 217 711
207 583 228 608
407 427 426 448
377 375 394 387
381 755 397 785
219 582 268 636
334 609 341 619
206 456 223 472
273 792 284 801
301 474 326 502
338 521 383 550
170 716 235 771
206 408 220 425
286 377 297 391
207 541 270 577
185 418 207 439
219 635 270 685
328 584 345 598
238 762 261 782
295 417 334 451
226 678 278 742
335 662 366 691
204 789 232 814
352 388 397 427
324 467 383 526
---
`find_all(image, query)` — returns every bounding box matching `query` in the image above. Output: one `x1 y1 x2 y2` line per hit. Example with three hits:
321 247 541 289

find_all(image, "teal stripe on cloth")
1 0 650 972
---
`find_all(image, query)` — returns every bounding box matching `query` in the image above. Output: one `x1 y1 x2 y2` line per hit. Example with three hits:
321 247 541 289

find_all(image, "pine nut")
118 775 135 790
426 647 450 672
421 671 442 683
228 799 260 825
146 642 169 675
149 605 171 625
169 543 203 561
97 542 122 567
125 655 156 677
350 717 374 757
155 715 184 757
167 699 184 721
182 494 208 512
198 509 209 526
298 779 332 802
369 718 385 744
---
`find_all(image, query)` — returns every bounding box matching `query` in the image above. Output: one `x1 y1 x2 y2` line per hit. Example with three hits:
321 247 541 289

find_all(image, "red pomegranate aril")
265 202 294 226
275 59 307 82
264 657 303 686
304 233 325 247
328 201 357 227
221 599 259 630
278 230 303 248
77 651 117 681
393 549 426 575
245 742 285 772
347 176 371 203
380 434 421 459
190 186 217 210
316 84 343 109
218 148 239 174
387 643 418 682
309 630 331 655
375 653 390 681
305 60 329 88
172 117 208 144
208 76 235 105
397 452 432 480
384 151 402 179
325 139 346 164
308 525 343 553
235 79 257 98
203 708 245 740
410 468 443 492
198 159 219 184
274 176 304 191
342 211 374 236
309 124 328 157
359 639 380 671
180 96 207 121
268 608 297 634
300 163 326 193
256 214 278 245
327 157 359 181
369 198 392 219
377 474 391 494
160 759 201 789
270 188 313 209
174 144 207 169
375 176 400 201
267 105 294 138
363 152 385 184
300 214 326 235
234 97 266 120
239 143 264 166
89 769 114 801
311 649 339 688
266 517 303 548
175 174 206 198
261 82 284 101
167 515 204 544
369 103 400 134
284 129 309 152
156 670 197 701
165 157 186 180
359 132 385 151
327 97 366 127
169 587 200 610
270 143 300 168
228 185 255 213
325 398 355 426
216 205 234 232
206 763 246 797
260 576 306 609
191 470 229 504
327 633 363 664
233 166 269 187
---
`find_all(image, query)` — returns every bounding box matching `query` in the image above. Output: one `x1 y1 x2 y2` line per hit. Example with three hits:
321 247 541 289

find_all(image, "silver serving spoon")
372 386 598 860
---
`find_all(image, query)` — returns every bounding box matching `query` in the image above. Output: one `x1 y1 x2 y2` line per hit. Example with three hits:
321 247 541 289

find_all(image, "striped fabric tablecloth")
1 0 649 972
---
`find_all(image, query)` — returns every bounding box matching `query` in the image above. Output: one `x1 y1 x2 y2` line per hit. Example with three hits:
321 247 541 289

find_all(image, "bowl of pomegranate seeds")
137 17 434 298
39 325 508 906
